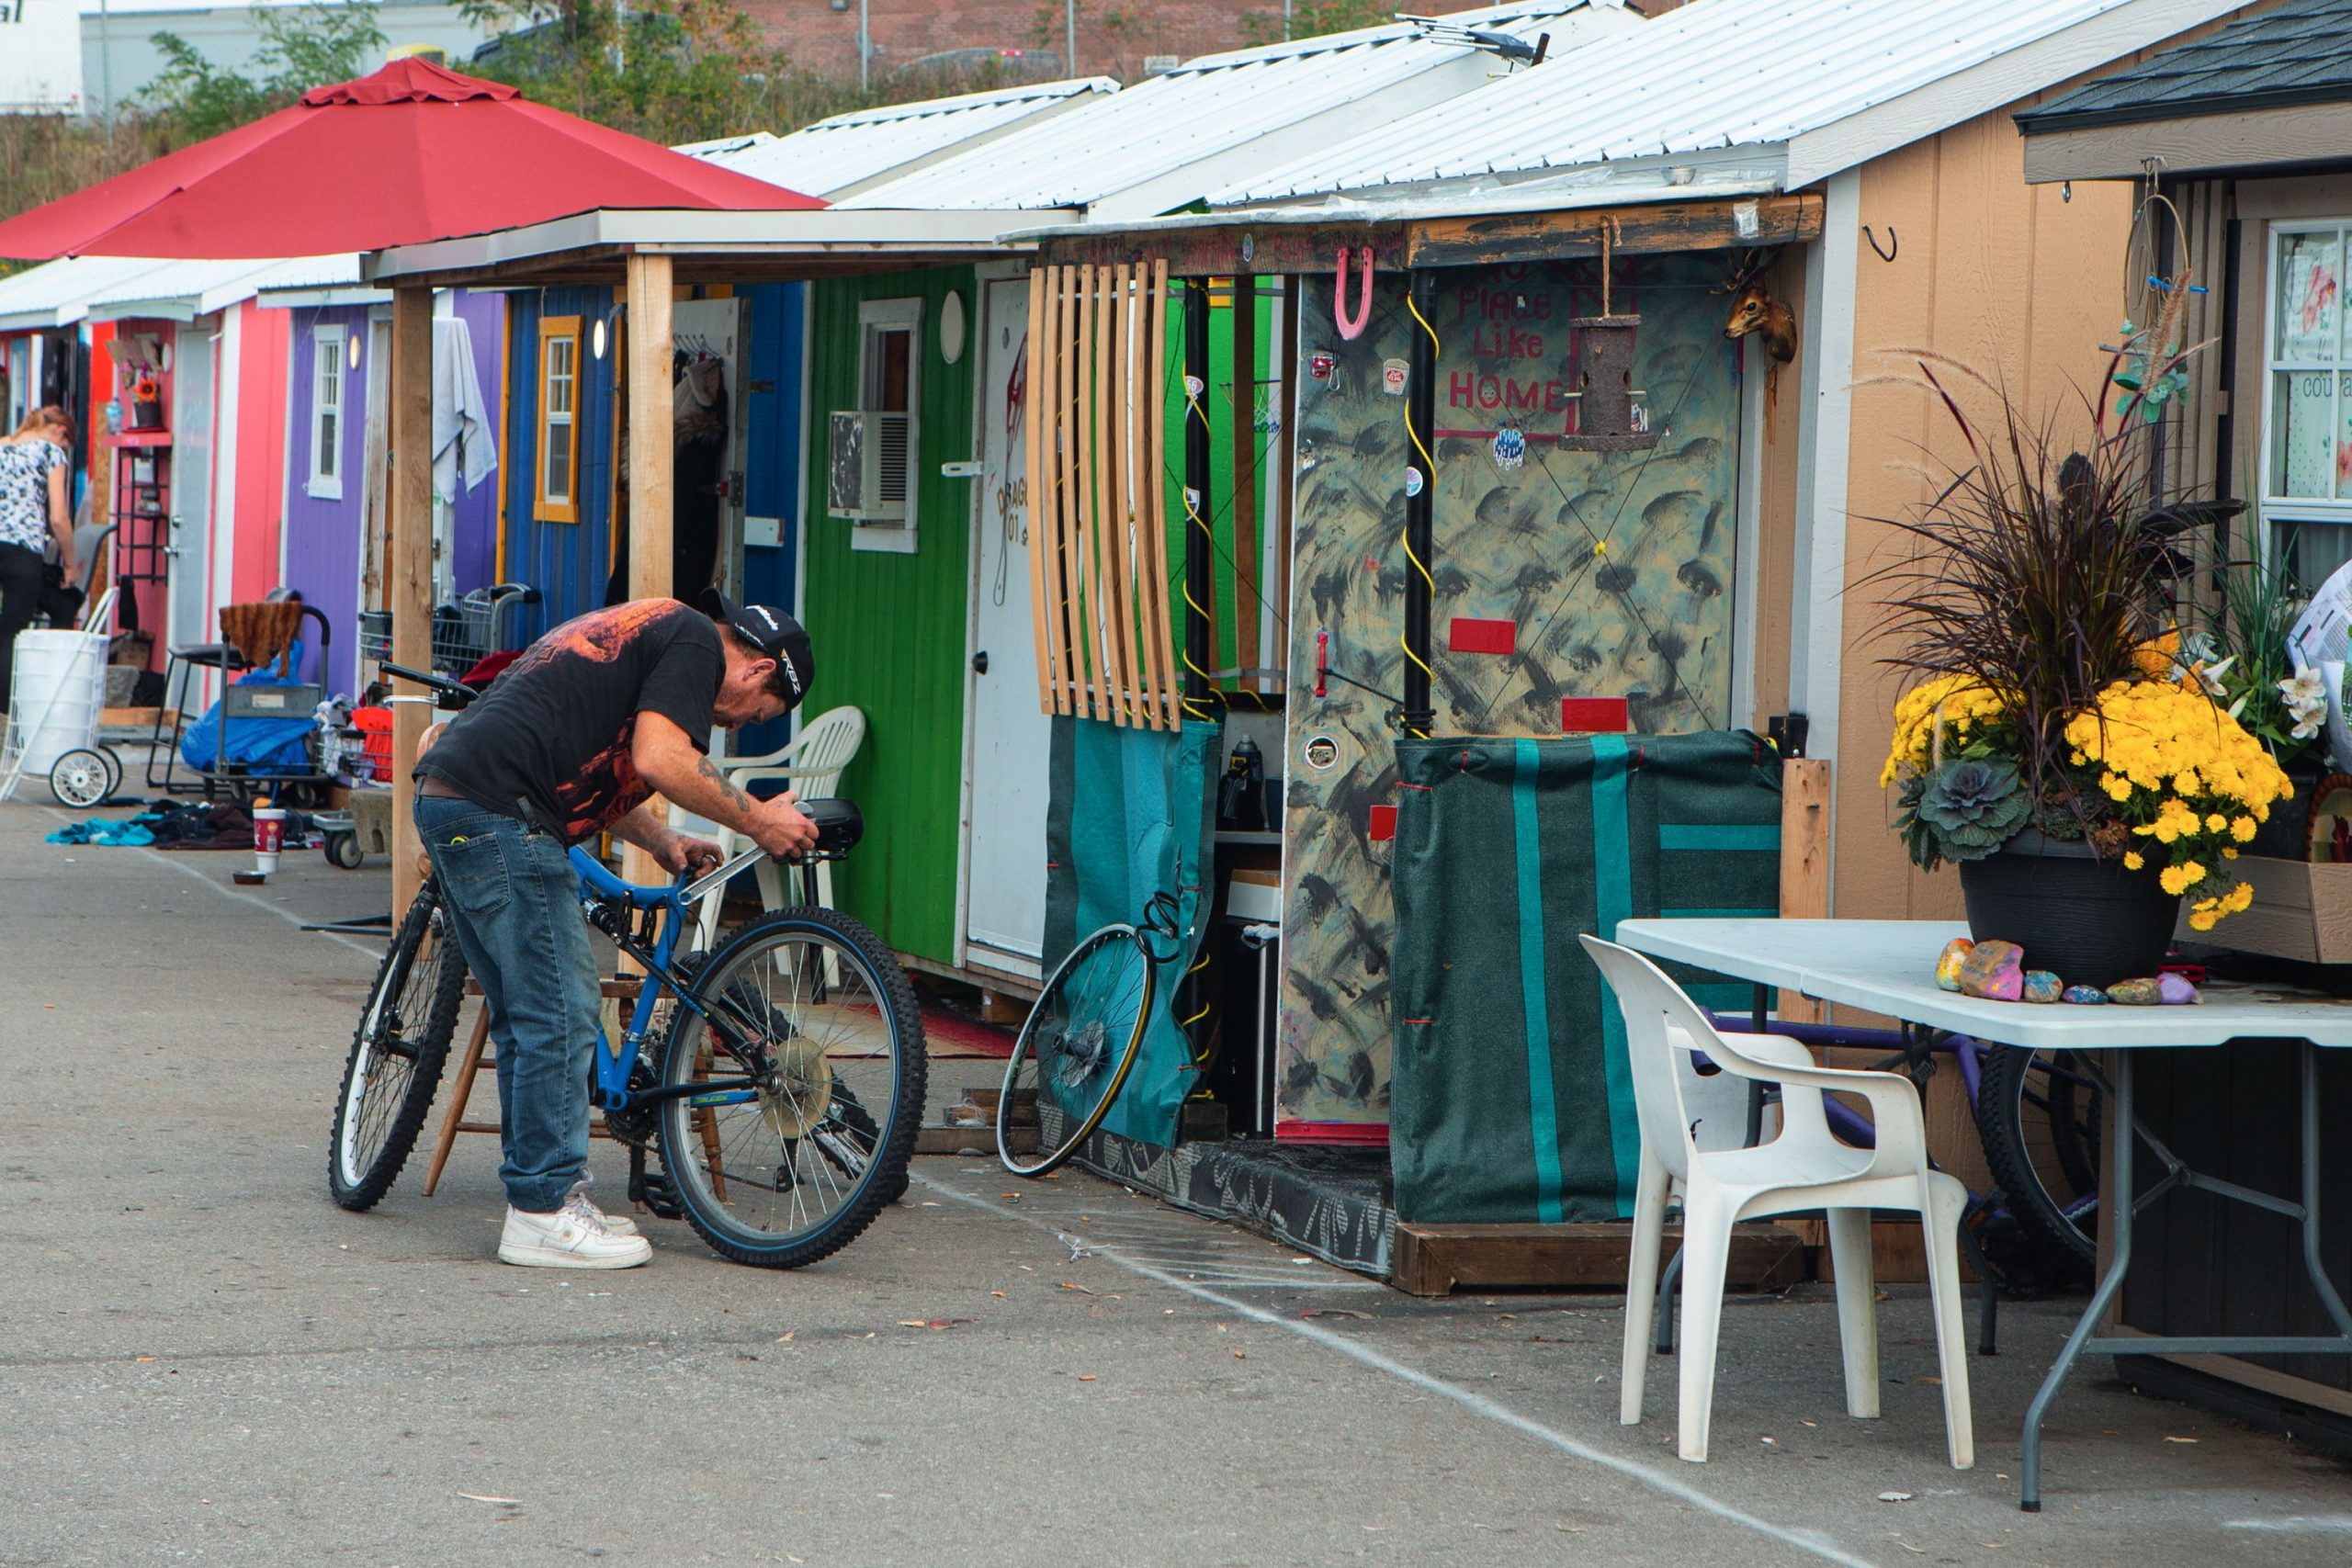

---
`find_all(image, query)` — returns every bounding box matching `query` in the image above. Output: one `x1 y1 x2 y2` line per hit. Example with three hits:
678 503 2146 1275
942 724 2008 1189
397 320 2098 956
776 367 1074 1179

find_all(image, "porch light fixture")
592 314 608 361
348 331 362 370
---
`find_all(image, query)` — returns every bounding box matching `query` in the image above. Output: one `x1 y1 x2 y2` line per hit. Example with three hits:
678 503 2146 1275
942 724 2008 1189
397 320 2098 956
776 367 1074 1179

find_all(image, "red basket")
353 706 394 778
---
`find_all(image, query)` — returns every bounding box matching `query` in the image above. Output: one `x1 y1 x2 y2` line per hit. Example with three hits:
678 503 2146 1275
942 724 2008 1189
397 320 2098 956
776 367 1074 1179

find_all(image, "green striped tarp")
1388 732 1784 1224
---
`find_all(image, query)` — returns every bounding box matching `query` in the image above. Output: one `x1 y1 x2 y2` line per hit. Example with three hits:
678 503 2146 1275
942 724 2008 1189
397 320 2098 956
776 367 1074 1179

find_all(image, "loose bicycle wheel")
330 882 467 1210
656 908 925 1269
50 748 116 808
999 922 1156 1178
1973 1044 2103 1274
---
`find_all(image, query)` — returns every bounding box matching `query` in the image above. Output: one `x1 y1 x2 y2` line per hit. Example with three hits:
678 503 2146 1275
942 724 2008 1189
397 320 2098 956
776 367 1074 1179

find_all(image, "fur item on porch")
218 601 305 670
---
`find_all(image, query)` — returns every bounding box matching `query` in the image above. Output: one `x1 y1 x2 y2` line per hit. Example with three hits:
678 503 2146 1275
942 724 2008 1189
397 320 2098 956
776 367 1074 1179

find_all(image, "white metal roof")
0 256 180 332
81 254 364 322
688 78 1121 200
841 1 1640 220
1214 0 2248 206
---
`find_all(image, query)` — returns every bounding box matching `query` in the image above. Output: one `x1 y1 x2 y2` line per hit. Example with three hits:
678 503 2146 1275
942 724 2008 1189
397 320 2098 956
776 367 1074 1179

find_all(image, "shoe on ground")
497 1197 651 1269
565 1183 639 1236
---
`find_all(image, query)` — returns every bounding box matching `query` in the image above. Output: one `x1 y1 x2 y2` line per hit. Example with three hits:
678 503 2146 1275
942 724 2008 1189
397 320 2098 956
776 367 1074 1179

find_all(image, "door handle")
971 650 989 675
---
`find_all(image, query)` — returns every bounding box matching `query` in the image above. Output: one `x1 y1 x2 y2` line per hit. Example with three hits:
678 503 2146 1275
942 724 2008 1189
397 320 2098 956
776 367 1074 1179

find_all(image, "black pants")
0 543 45 713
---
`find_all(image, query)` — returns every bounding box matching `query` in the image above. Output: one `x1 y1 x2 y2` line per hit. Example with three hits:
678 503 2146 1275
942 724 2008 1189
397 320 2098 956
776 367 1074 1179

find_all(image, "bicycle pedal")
631 1169 687 1221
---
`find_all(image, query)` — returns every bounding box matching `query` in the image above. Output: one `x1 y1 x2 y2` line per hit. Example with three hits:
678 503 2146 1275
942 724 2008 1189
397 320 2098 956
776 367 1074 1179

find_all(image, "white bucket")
11 629 107 777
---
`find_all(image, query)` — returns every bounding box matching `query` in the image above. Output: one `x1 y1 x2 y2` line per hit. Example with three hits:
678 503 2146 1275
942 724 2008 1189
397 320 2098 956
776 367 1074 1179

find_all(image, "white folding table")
1613 917 2352 1511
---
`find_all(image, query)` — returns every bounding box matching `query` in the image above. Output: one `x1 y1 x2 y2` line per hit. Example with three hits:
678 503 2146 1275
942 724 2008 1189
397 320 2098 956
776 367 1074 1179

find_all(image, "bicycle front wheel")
330 883 466 1210
999 923 1155 1178
1973 1044 2102 1275
656 908 925 1269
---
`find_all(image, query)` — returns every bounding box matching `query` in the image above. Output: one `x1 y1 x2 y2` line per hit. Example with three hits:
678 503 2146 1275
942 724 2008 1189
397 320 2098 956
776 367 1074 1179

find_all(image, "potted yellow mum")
1871 357 2291 987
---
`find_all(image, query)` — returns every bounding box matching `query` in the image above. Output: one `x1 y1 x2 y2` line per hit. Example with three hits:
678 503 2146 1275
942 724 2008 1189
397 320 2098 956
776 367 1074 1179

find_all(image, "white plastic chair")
674 705 866 949
1579 934 1974 1470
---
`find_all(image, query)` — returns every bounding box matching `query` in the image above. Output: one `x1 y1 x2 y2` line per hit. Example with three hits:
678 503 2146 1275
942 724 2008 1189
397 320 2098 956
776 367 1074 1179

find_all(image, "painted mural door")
169 327 216 689
963 277 1049 977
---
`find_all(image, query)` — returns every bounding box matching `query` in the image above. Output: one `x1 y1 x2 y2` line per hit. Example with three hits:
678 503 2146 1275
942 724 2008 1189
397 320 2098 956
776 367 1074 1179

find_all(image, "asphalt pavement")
3 801 2348 1566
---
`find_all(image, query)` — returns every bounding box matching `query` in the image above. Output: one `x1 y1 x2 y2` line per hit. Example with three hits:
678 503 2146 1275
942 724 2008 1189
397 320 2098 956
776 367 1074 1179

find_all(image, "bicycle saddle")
799 796 864 859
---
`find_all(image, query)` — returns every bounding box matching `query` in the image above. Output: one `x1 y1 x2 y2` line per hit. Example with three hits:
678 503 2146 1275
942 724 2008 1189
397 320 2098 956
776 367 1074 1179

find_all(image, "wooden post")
622 253 676 894
389 286 435 917
1777 757 1832 1023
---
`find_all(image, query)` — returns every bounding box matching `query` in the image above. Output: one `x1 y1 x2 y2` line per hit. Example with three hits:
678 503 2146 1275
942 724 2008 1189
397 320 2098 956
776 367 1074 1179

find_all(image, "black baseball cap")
699 588 814 709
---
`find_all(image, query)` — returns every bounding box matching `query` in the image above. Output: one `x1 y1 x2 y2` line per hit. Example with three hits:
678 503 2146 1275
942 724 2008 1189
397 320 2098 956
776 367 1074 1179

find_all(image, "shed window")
2264 224 2352 585
538 315 582 524
849 297 922 553
308 325 345 500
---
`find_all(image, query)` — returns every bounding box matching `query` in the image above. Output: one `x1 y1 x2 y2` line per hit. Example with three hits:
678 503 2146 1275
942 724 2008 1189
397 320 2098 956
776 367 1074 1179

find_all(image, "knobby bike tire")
1973 1043 2101 1273
329 882 467 1210
655 907 926 1269
999 923 1155 1179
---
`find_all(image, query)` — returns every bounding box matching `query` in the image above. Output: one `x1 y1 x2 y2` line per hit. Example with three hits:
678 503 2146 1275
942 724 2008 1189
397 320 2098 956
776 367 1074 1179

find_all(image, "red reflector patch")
1368 804 1397 841
1447 617 1516 655
1561 697 1631 733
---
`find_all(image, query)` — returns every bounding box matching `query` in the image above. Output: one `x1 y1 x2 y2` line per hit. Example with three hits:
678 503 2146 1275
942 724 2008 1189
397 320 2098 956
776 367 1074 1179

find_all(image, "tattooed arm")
631 710 818 858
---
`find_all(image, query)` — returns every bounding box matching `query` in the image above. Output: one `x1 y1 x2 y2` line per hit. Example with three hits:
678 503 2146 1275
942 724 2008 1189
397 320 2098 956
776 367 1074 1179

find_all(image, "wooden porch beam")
625 252 675 604
1405 193 1825 269
388 285 434 917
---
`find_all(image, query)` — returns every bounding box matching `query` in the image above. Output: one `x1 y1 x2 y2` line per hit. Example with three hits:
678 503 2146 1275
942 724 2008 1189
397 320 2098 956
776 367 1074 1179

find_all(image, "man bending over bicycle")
413 590 819 1269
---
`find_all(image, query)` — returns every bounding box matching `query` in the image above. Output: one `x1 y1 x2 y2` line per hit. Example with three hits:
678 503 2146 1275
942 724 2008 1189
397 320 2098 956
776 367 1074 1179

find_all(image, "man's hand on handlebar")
747 790 820 861
653 828 726 878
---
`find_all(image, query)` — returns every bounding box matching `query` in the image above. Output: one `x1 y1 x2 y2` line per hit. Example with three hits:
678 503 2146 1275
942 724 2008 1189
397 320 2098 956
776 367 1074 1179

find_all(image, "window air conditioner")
828 410 911 523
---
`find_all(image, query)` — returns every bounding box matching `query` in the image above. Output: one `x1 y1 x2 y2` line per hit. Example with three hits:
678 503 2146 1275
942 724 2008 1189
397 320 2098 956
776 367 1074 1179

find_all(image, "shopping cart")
431 582 539 677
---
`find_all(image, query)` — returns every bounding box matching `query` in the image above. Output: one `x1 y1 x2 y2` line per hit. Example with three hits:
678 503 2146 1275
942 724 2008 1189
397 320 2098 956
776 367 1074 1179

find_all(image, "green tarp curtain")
1388 732 1784 1225
1043 715 1222 1146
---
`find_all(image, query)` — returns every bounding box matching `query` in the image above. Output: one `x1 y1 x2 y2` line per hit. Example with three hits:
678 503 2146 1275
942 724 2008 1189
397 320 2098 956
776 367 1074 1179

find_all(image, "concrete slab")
3 800 2348 1566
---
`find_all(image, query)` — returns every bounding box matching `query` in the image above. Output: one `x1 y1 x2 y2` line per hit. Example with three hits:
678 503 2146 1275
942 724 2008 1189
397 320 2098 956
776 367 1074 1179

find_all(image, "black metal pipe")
1401 268 1438 737
1183 277 1215 709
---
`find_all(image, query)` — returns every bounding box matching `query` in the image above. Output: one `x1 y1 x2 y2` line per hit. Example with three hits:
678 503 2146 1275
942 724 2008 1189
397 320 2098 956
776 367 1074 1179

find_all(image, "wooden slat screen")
1024 261 1177 728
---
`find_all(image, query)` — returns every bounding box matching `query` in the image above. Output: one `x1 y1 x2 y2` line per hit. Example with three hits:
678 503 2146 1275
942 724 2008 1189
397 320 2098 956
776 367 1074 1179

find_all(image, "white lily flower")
2228 694 2250 720
2295 714 2324 739
2196 655 2235 696
2282 668 2328 706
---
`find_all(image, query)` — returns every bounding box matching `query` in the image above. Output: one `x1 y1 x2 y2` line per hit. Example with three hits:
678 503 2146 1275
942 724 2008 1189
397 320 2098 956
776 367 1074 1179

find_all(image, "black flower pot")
1956 832 2180 989
2245 762 2321 861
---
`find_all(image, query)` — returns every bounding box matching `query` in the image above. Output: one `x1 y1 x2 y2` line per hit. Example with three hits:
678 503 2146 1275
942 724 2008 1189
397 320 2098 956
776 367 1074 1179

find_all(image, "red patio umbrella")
0 57 820 261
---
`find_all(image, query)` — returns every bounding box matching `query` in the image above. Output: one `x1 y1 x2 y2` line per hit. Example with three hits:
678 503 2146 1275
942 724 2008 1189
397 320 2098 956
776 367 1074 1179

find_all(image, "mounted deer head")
1722 269 1796 365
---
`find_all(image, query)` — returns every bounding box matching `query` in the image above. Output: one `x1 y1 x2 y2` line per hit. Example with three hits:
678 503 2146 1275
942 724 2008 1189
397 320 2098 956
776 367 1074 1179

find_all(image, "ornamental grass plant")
1869 353 2291 931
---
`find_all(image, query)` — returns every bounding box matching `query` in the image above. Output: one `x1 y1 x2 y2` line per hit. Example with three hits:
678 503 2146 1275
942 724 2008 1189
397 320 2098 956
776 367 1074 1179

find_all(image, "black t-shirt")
415 599 722 844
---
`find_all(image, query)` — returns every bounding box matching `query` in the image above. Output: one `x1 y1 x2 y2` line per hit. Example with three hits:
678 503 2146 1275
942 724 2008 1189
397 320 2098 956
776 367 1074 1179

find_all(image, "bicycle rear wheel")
330 883 466 1210
999 923 1155 1178
655 908 924 1269
1973 1044 2103 1275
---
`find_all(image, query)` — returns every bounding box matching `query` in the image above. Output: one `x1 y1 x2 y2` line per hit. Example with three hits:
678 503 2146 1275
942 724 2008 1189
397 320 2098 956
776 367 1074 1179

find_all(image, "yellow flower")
2123 851 2145 871
2232 816 2258 842
2207 813 2229 833
2160 863 2199 896
2224 847 2240 860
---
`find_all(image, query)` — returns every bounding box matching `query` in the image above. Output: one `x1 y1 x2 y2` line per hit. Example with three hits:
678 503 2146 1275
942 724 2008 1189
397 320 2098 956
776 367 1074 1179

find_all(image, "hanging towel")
432 316 499 502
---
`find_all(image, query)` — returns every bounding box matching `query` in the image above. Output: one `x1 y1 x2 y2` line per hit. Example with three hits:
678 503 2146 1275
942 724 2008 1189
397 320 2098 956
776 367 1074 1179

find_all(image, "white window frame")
850 297 922 556
2259 220 2352 584
307 324 345 500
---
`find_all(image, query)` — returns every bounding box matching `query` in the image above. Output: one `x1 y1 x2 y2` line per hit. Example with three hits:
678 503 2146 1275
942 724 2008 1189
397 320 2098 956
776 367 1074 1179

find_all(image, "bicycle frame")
567 841 778 1117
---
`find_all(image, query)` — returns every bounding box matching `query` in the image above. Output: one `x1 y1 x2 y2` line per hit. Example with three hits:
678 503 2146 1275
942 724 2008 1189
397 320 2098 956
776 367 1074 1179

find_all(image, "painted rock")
2022 970 2064 1004
1934 938 1975 992
1958 940 2026 1002
2157 972 2200 1005
2106 977 2163 1006
2062 986 2109 1005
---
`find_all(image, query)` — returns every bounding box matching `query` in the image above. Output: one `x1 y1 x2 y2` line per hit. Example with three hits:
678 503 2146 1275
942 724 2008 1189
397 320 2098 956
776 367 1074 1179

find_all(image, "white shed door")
963 278 1048 976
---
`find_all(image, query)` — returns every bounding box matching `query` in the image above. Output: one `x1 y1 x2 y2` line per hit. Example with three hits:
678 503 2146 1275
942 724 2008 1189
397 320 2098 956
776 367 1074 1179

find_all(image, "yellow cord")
1179 372 1218 721
1396 290 1442 738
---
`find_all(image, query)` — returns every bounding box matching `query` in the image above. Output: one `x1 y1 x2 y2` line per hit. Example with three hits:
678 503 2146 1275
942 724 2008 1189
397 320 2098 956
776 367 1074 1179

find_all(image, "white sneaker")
497 1196 651 1269
565 1183 640 1237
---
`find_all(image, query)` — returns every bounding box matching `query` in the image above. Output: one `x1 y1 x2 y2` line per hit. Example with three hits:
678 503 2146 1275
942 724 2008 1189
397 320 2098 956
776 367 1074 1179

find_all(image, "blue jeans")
413 795 598 1213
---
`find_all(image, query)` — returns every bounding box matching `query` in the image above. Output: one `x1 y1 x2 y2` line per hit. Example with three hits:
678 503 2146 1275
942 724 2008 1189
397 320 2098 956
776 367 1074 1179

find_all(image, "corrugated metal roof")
842 1 1638 219
0 256 179 332
692 78 1121 199
2018 0 2352 131
1214 0 2244 206
81 254 362 321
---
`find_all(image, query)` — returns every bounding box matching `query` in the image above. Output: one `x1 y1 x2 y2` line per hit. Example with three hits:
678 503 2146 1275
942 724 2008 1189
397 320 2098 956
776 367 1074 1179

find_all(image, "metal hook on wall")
1863 224 1898 264
1334 245 1374 342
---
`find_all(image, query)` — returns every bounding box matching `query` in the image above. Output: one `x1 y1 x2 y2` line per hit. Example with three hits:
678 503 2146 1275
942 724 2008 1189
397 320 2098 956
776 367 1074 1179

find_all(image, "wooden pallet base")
1391 1221 1812 1297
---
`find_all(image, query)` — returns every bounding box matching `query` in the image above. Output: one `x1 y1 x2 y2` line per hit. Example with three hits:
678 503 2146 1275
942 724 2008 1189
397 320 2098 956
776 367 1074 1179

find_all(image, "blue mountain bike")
328 663 925 1269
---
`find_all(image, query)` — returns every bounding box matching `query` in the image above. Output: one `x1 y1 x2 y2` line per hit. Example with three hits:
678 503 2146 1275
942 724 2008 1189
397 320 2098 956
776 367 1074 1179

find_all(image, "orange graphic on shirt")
515 601 687 840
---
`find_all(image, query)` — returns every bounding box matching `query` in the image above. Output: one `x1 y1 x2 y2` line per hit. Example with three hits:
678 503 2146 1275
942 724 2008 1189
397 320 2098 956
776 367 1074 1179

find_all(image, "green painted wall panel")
801 266 978 966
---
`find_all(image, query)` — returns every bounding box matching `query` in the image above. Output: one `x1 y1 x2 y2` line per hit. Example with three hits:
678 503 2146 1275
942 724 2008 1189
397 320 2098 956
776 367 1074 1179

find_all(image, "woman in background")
0 405 79 710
